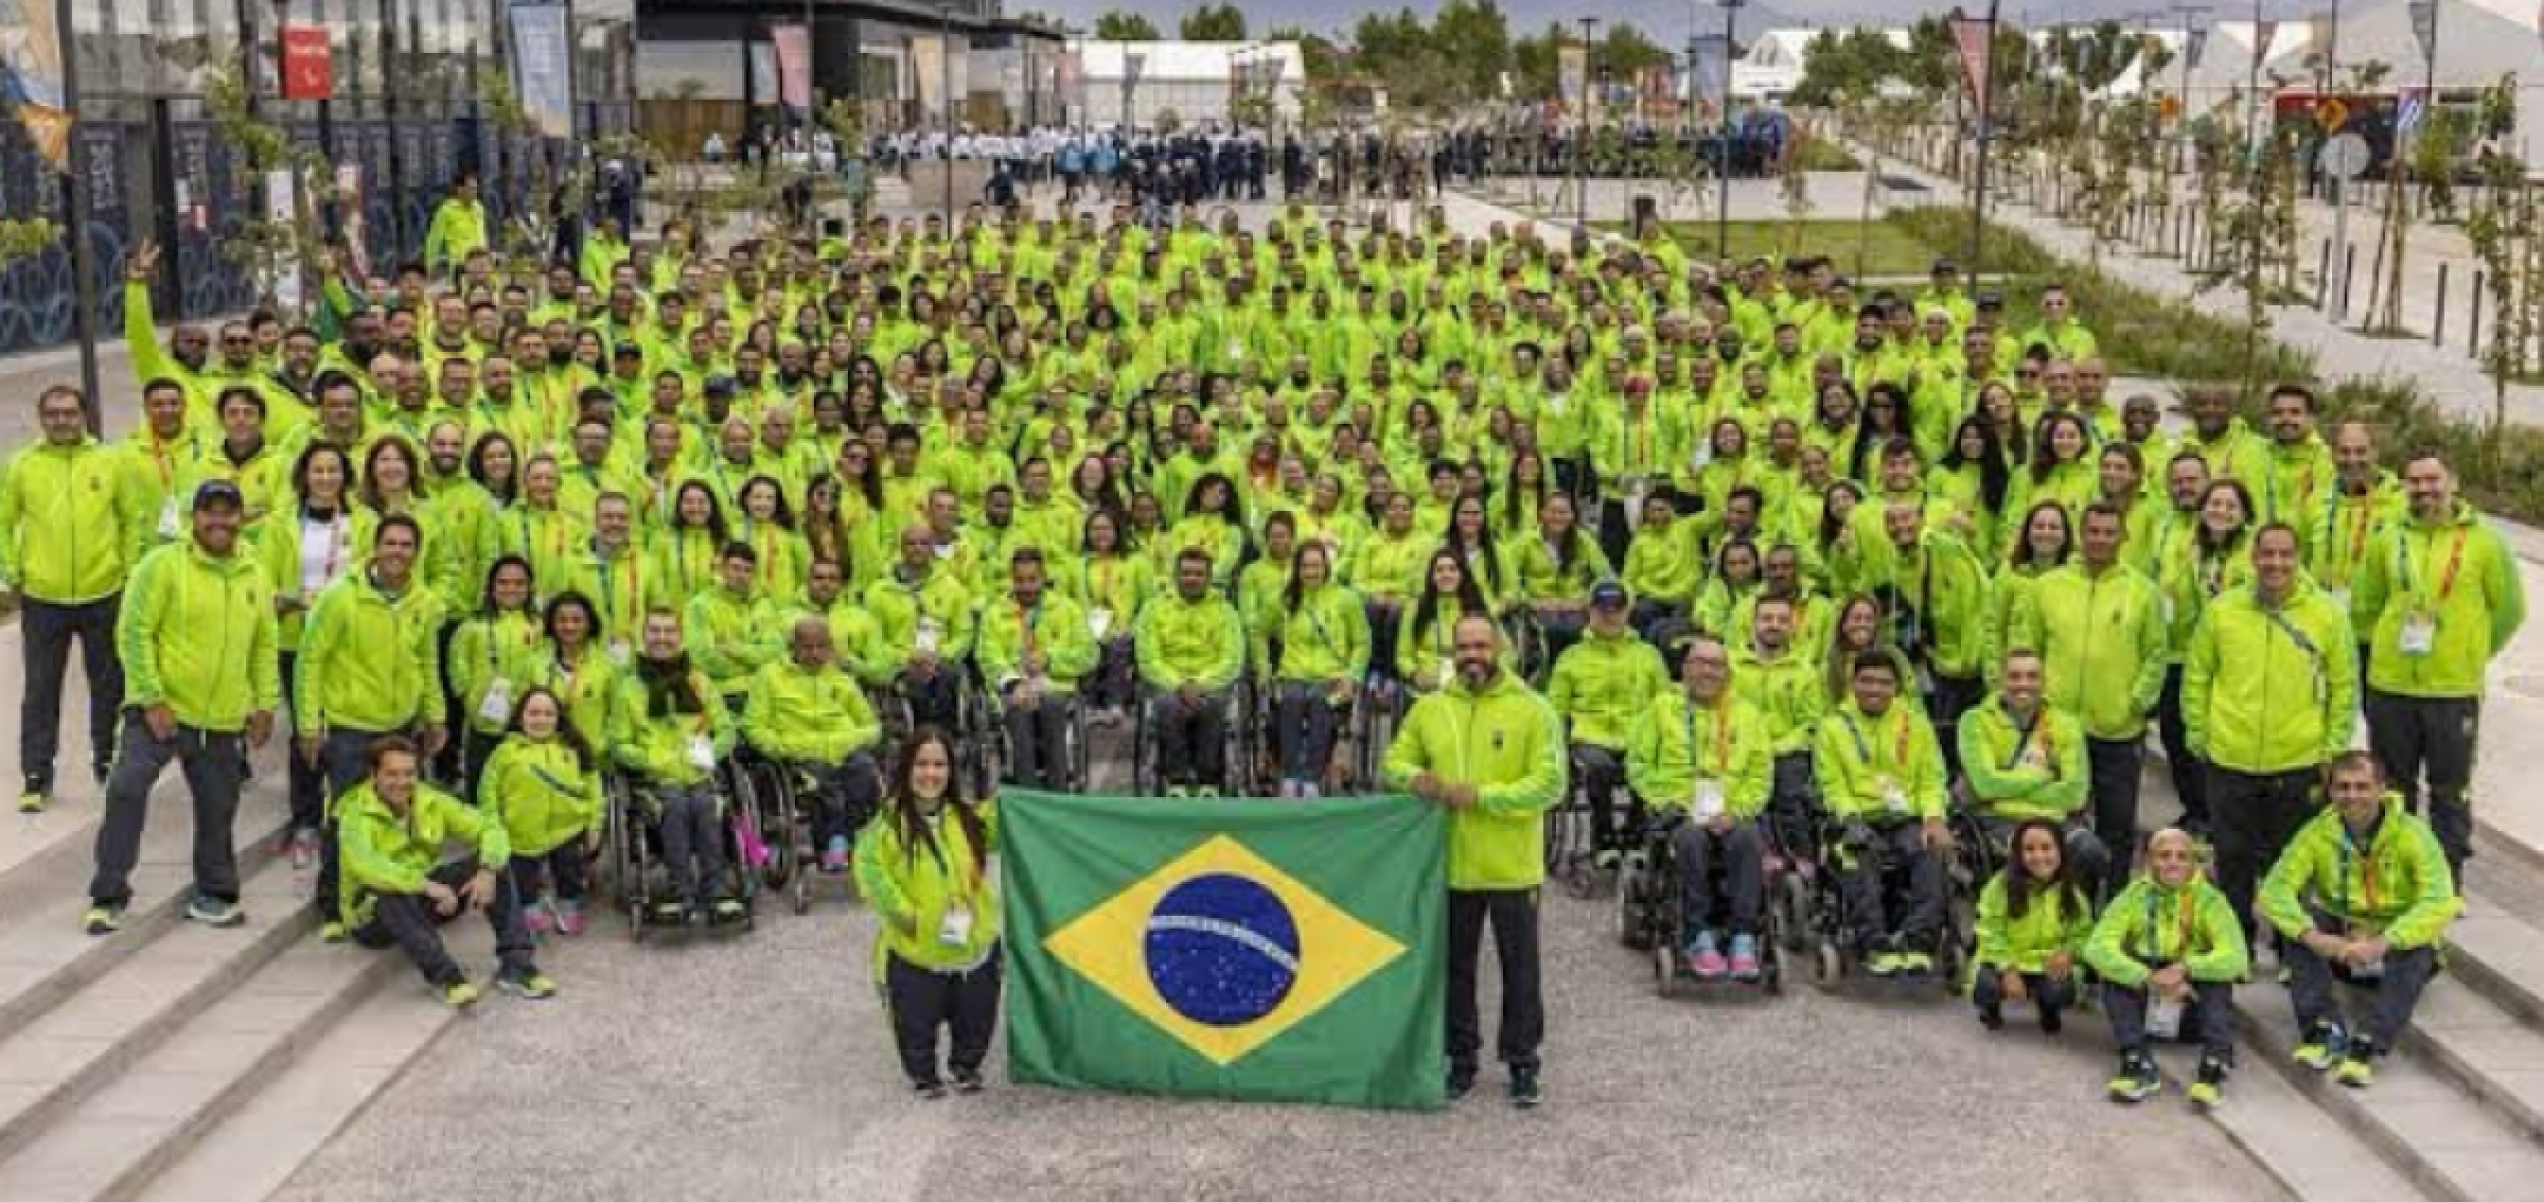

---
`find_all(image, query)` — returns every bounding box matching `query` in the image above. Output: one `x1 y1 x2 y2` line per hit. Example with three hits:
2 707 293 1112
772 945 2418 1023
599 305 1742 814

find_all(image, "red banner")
281 25 333 100
1950 13 1992 111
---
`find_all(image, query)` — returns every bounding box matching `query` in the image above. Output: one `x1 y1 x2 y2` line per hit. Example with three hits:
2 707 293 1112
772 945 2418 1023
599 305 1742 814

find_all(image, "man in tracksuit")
2 385 141 812
2351 450 2525 887
1134 548 1247 796
1386 615 1568 1109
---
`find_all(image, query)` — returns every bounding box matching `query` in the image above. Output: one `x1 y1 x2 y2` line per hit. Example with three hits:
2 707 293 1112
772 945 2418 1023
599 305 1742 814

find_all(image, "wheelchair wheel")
1775 871 1814 956
751 761 803 892
1615 861 1648 949
1653 942 1678 998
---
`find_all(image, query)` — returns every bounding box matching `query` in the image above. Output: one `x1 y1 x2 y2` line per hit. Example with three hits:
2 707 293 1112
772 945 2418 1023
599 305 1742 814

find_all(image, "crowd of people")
0 176 2520 1109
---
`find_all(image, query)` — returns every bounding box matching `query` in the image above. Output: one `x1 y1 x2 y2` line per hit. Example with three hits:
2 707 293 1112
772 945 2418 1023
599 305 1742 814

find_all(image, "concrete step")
0 938 400 1202
123 935 475 1202
2447 895 2544 1032
2189 1038 2443 1202
2241 985 2544 1202
2403 979 2544 1148
0 857 312 1162
0 778 291 1040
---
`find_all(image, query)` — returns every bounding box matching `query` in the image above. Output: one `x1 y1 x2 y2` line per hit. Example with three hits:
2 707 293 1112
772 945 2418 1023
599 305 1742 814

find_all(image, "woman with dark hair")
1512 491 1610 663
1168 471 1248 587
648 479 730 604
448 555 543 783
733 473 809 603
257 441 359 869
1851 383 1914 482
1076 508 1151 718
2018 410 2099 537
1397 549 1497 695
1984 502 2074 684
478 686 603 937
853 726 1001 1098
533 590 622 748
610 608 741 927
1932 416 2010 557
1443 493 1512 614
1262 541 1370 799
1971 817 2094 1034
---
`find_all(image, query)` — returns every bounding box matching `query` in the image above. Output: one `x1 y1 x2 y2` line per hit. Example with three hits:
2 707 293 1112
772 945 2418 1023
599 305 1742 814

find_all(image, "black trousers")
2364 690 2477 888
88 712 247 906
1573 744 1630 853
1152 689 1229 789
2209 764 2321 947
884 950 1002 1085
1929 672 1985 781
1447 888 1543 1076
20 593 123 792
1002 690 1077 790
353 856 536 987
2158 667 2210 834
2087 736 2146 885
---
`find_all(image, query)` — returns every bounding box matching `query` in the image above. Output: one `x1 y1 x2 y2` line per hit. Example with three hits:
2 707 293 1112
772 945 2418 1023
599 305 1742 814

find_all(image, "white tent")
2183 0 2541 153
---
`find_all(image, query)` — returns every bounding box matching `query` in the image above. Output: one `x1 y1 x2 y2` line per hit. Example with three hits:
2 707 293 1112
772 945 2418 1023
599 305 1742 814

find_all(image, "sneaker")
821 836 849 874
710 896 747 924
1686 930 1727 980
952 1069 985 1095
1446 1068 1476 1101
1865 951 1903 977
525 904 553 936
556 900 588 937
1896 950 1936 976
1728 933 1762 983
2108 1051 2161 1104
2292 1021 2345 1071
1592 848 1621 872
440 979 482 1009
913 1078 948 1100
1978 1001 2005 1031
17 789 47 814
1165 785 1190 799
2336 1043 2377 1089
287 828 321 870
82 903 124 936
650 899 688 926
2039 1007 2064 1036
1196 785 1221 799
497 970 558 1000
318 920 348 944
1507 1066 1542 1109
2188 1057 2229 1109
185 896 246 928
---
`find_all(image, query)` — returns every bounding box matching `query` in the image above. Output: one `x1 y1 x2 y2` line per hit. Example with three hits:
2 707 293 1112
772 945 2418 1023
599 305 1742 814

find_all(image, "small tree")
0 218 57 270
2463 77 2536 461
200 62 336 318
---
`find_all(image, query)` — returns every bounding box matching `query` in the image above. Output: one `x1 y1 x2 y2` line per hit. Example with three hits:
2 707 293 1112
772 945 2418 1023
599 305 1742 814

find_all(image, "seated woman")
613 608 744 927
1397 549 1498 698
1971 818 2095 1035
2261 752 2461 1089
1506 491 1609 666
1259 541 1369 799
2085 826 2250 1109
338 735 551 1007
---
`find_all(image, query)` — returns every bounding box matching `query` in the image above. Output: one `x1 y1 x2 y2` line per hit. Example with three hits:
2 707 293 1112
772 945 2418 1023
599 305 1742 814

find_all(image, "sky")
1030 0 2360 41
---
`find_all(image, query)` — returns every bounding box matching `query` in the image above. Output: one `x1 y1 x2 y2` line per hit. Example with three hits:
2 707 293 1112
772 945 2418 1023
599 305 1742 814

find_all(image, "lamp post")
55 0 103 431
1576 16 1599 233
1965 0 2001 281
939 1 955 225
2170 5 2208 175
1716 0 1744 261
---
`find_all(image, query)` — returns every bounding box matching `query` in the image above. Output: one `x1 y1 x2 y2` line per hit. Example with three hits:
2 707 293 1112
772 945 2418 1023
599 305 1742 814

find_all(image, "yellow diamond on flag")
1043 834 1407 1067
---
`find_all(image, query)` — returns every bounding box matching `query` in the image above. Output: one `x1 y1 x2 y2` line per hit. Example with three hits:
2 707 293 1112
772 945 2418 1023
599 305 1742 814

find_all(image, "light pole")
2171 5 2210 173
1966 0 2001 282
1576 16 1599 233
55 0 102 431
938 1 954 225
1716 0 1743 262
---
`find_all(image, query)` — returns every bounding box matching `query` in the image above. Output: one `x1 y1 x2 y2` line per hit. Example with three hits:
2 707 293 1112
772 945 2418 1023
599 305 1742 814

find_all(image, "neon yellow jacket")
683 582 783 697
1260 582 1371 683
476 734 604 858
1621 518 1703 608
1956 698 2088 823
740 658 881 761
1546 626 1669 750
449 611 546 735
2261 793 2460 949
610 664 734 787
1625 691 1772 819
2011 561 2167 740
1812 700 1947 824
976 591 1101 694
118 539 281 732
862 567 977 674
294 570 444 737
1384 669 1569 890
2183 580 2358 774
854 799 1001 973
2084 876 2249 988
1133 591 1247 691
2353 502 2525 699
337 778 509 929
0 437 139 604
1973 875 2094 974
1731 641 1827 757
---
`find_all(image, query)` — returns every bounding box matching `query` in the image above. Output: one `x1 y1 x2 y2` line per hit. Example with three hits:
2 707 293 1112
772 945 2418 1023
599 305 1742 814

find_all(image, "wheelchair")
1549 741 1631 899
980 669 1094 793
730 744 884 915
1131 678 1256 797
602 765 760 942
1795 811 1969 996
1616 810 1788 997
1255 675 1368 796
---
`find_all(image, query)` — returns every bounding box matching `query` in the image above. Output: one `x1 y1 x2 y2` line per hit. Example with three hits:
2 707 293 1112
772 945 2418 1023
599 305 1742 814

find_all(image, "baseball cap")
1590 580 1630 610
1931 257 1959 275
192 479 245 512
704 374 737 395
1976 289 2006 308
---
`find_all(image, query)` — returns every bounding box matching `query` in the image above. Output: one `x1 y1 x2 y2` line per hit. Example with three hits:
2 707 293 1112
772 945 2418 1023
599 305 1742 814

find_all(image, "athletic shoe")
1896 951 1936 976
913 1079 948 1100
2107 1051 2160 1103
497 970 558 1000
287 828 321 870
1686 930 1727 980
1865 951 1903 977
821 836 850 874
952 1069 985 1094
2336 1044 2377 1089
710 896 747 924
2292 1021 2345 1071
440 980 482 1009
1727 933 1762 983
319 921 348 943
1508 1066 1542 1109
524 904 553 936
556 900 589 937
2188 1057 2228 1109
185 896 246 928
1446 1069 1475 1101
650 899 688 926
1978 1002 2005 1031
82 903 124 936
18 789 47 814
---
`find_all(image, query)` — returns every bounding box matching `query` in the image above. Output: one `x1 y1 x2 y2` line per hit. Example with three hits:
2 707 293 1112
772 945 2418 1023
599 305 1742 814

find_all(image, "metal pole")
1967 0 2000 280
939 3 954 224
1717 0 1741 261
1577 16 1598 233
56 0 103 433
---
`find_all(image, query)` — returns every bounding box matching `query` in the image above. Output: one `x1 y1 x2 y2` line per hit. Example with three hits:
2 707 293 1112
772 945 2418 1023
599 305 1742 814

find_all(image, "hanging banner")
1949 11 1993 112
1557 44 1587 107
2185 28 2208 70
0 0 72 169
1688 33 1732 109
281 23 333 100
508 2 574 138
2407 0 2436 61
773 22 811 113
1056 49 1083 107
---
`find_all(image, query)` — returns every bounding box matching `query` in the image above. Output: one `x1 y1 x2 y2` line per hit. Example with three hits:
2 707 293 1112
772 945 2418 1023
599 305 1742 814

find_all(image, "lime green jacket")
2353 502 2525 699
1625 691 1772 820
1973 876 2094 974
1812 700 1947 824
610 664 734 787
1349 528 1430 600
1731 642 1827 757
2084 876 2249 988
0 437 140 604
684 583 784 697
854 800 1002 973
1546 627 1669 750
294 570 443 737
741 658 880 761
1957 698 2088 823
1384 669 1569 890
2306 474 2404 628
337 779 508 929
1260 582 1371 683
1621 518 1703 607
118 539 281 731
2011 562 2167 740
1868 530 1993 680
2261 794 2461 950
449 611 546 735
2184 580 2358 774
862 567 977 674
976 591 1101 694
476 734 604 858
1506 532 1611 604
1134 591 1246 691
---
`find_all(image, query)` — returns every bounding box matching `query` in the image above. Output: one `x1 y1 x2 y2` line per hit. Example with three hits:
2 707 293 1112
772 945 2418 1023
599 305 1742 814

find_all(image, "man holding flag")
1386 614 1569 1109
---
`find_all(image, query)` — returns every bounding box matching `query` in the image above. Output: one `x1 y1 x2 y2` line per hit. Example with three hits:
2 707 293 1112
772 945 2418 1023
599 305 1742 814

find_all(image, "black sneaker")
913 1078 947 1100
952 1069 985 1095
1977 1002 2005 1031
1508 1066 1542 1109
1445 1068 1475 1101
2039 1007 2064 1036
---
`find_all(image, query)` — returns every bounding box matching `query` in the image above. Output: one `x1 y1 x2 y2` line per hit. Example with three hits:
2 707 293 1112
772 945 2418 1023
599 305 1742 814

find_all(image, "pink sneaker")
524 905 553 936
556 903 588 937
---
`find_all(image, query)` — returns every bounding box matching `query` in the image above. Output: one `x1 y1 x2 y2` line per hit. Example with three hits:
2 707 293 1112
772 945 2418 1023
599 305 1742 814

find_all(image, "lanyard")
1840 709 1910 774
2396 525 2470 608
1684 697 1732 776
2325 489 2374 582
2141 886 2198 963
596 548 640 627
2339 825 2379 916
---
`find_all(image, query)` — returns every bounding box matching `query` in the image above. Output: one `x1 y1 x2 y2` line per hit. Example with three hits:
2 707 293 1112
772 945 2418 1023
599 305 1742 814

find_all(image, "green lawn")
1604 218 1953 280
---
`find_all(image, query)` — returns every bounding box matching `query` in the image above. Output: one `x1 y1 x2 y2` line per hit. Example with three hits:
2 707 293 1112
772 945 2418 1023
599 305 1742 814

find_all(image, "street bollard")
2341 244 2358 320
2469 270 2484 357
2318 239 2333 310
2434 264 2448 347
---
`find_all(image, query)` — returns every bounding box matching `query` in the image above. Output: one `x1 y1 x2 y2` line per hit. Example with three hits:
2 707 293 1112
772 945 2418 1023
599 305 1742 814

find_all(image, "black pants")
276 652 324 831
2209 764 2321 947
900 667 961 733
353 856 536 987
2105 977 2236 1062
884 950 1001 1086
1364 601 1402 687
1767 753 1816 859
1837 822 1945 955
1153 688 1229 789
2283 930 2440 1050
2364 690 2476 888
1972 966 2076 1019
20 593 123 793
1447 888 1543 1077
1275 682 1345 786
1674 819 1766 936
794 752 883 850
1928 672 1985 781
88 711 247 906
1002 690 1077 790
2087 736 2146 885
1572 744 1630 853
2158 667 2210 834
508 840 589 905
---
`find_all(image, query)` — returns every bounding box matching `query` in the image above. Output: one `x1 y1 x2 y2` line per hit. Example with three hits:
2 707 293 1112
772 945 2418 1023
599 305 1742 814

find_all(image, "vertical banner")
1557 44 1586 109
1688 33 1731 111
508 3 574 138
1056 49 1083 108
1949 11 1993 112
281 23 333 100
0 0 72 168
773 23 811 114
748 41 777 106
913 36 944 120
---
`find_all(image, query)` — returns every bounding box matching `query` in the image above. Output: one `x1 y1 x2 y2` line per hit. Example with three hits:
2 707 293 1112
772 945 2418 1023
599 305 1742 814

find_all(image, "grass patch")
1792 140 1864 172
1611 218 1952 279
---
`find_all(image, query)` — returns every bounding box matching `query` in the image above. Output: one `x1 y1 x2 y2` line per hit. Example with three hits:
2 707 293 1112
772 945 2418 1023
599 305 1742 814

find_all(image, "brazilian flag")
1002 789 1447 1111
